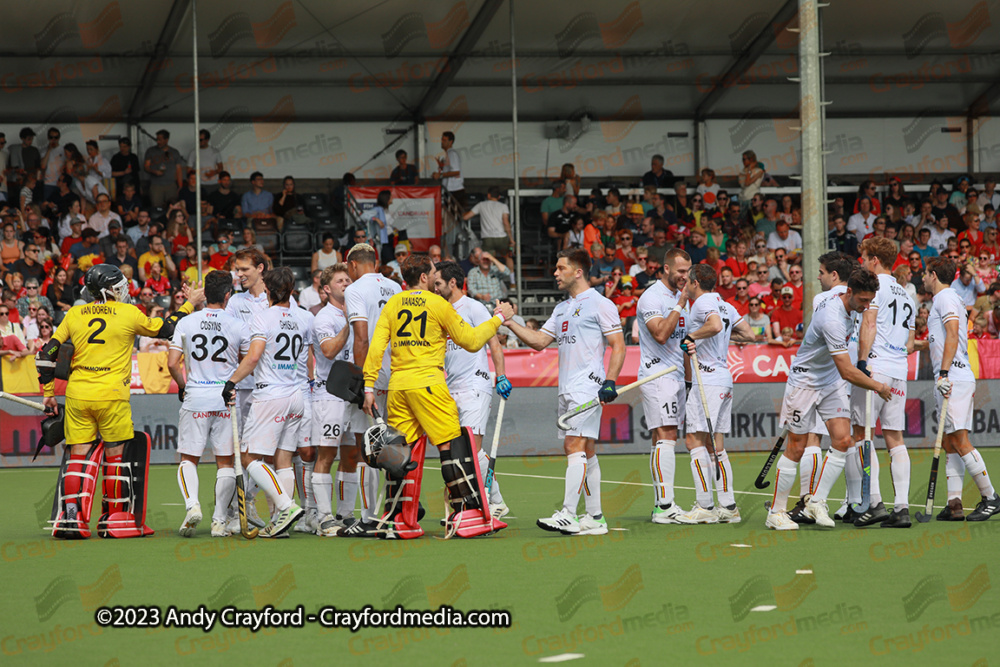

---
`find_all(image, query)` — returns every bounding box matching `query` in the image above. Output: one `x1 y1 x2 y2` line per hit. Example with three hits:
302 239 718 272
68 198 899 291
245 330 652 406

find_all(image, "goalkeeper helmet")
85 264 131 304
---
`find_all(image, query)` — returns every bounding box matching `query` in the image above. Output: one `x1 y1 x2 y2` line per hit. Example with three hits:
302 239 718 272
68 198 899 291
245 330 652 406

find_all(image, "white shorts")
936 381 975 434
177 408 234 457
349 389 388 435
686 385 732 435
781 382 849 435
242 393 305 456
850 373 906 431
453 388 493 435
640 374 686 430
557 394 602 440
313 399 350 447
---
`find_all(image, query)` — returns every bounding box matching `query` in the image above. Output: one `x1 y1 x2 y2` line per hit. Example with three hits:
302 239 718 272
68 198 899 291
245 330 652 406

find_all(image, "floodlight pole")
192 0 203 284
510 0 522 306
799 0 826 327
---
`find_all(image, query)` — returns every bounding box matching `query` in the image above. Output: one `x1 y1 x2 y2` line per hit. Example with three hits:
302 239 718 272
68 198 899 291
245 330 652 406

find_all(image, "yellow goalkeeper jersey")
363 290 500 391
49 300 192 401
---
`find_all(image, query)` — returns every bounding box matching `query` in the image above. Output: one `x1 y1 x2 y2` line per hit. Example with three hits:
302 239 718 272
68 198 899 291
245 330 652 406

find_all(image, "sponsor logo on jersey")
256 382 269 389
587 372 604 384
273 413 303 423
475 369 491 381
562 321 569 332
557 333 577 345
644 357 661 369
572 305 582 317
791 365 808 374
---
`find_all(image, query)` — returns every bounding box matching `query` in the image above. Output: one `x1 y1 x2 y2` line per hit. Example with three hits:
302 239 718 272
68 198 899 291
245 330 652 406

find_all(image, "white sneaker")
675 504 719 524
245 502 266 529
651 503 683 524
211 519 231 537
261 503 304 538
537 509 579 534
575 513 608 536
316 513 346 537
179 503 202 537
803 496 835 528
491 502 510 520
717 504 742 524
295 508 318 533
765 510 799 531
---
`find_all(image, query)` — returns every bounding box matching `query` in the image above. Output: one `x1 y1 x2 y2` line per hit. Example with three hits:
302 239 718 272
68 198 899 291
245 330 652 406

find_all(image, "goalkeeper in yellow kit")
37 264 204 539
361 254 514 539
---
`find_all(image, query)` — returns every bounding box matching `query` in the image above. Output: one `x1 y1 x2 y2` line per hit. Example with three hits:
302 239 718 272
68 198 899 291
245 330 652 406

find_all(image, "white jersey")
250 306 309 401
688 292 732 387
445 295 493 393
312 302 353 402
812 284 847 311
814 285 857 364
719 300 744 341
541 287 622 399
866 273 915 381
788 295 854 390
636 280 686 380
226 288 269 390
170 307 251 411
345 272 401 390
290 307 316 396
928 287 975 383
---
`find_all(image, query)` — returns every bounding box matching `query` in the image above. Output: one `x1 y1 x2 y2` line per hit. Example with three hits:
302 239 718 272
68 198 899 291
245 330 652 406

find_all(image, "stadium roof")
3 0 1000 126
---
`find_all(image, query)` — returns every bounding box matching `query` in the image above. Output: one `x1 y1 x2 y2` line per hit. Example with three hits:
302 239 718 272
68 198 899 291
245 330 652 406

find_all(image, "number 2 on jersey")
190 334 228 362
886 300 913 330
86 317 107 344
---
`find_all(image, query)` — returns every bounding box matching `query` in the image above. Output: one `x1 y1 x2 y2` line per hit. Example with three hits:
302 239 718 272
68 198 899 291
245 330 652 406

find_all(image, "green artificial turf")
2 450 998 666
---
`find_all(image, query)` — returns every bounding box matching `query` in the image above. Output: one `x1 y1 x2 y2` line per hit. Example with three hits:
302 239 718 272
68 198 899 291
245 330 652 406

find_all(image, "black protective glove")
856 359 871 378
178 387 185 403
598 380 618 403
222 380 236 406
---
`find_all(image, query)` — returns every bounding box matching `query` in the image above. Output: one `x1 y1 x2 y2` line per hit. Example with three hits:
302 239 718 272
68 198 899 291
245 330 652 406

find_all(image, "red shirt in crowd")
784 282 804 310
723 257 749 278
145 275 171 295
770 305 803 334
716 284 737 301
727 297 750 316
209 251 232 270
612 295 638 318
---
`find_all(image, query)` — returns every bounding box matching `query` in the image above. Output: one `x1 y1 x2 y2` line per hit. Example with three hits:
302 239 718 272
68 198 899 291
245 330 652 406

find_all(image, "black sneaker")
853 502 890 527
417 502 426 522
788 497 815 525
936 498 965 521
880 507 912 528
967 494 1000 522
840 506 861 524
337 519 377 537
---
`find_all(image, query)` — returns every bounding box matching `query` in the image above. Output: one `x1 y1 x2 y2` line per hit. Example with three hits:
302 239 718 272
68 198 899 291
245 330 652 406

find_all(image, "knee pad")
380 436 426 540
441 428 507 538
98 432 154 538
49 443 102 539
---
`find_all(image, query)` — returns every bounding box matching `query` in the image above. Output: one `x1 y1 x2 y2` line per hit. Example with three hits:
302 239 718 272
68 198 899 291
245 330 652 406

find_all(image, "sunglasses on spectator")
40 324 52 330
782 295 793 300
26 247 38 253
756 243 765 248
28 307 37 313
757 269 767 275
737 285 748 290
0 310 8 316
26 283 38 288
749 301 760 306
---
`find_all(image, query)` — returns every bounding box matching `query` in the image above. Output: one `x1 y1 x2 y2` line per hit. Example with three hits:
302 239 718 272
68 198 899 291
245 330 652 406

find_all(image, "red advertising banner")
349 186 442 252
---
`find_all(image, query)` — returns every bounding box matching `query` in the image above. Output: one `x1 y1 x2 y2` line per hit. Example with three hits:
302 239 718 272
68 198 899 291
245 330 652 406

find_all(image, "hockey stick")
230 407 258 539
484 397 505 495
851 390 873 514
915 396 949 523
0 391 48 412
754 425 789 489
689 350 721 480
556 365 678 431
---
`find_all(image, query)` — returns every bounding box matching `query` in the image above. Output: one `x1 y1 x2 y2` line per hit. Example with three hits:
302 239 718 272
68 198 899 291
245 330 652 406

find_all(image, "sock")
359 463 381 523
946 453 966 500
584 456 602 517
276 467 296 501
651 440 676 507
844 444 862 504
717 450 736 508
312 472 333 516
812 448 848 502
477 450 503 505
177 461 199 510
689 447 714 509
338 470 359 518
868 447 882 505
246 460 291 511
214 469 236 522
800 445 822 496
245 472 259 503
64 452 86 510
562 452 587 514
103 452 125 514
301 460 315 511
888 447 911 512
770 455 799 514
962 450 996 498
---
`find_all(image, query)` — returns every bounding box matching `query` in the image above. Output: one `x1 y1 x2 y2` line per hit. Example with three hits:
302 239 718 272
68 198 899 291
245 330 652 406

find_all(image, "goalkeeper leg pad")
380 436 427 540
98 432 154 538
441 428 507 538
49 443 102 539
